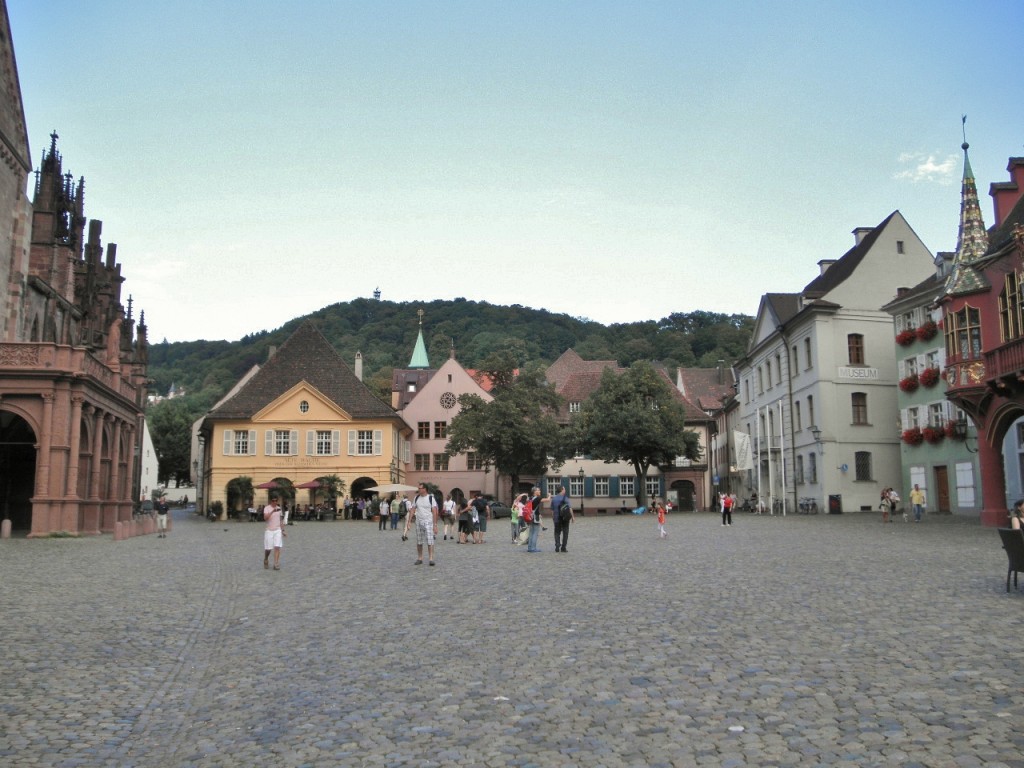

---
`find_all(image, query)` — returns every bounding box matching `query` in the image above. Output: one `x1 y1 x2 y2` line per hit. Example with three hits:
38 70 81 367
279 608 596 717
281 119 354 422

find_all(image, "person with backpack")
526 486 547 553
551 484 574 553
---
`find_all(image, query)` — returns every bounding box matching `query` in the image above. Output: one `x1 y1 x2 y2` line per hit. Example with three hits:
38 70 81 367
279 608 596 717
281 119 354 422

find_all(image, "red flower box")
918 367 941 388
916 321 938 341
902 427 924 445
896 329 917 346
899 373 920 392
922 426 945 444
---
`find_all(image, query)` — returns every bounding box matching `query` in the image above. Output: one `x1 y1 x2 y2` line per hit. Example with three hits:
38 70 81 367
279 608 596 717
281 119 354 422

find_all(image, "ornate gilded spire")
954 116 989 264
944 116 990 296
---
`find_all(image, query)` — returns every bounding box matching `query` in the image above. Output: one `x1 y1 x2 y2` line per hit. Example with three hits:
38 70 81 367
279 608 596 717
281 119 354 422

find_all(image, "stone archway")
0 411 37 532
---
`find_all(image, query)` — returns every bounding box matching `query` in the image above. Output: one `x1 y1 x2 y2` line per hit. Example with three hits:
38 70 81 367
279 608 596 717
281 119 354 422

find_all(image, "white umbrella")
365 483 419 494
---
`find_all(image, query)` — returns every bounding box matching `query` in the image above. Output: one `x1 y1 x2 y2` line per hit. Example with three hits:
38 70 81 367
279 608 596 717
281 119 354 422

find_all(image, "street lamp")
810 425 822 453
578 467 585 514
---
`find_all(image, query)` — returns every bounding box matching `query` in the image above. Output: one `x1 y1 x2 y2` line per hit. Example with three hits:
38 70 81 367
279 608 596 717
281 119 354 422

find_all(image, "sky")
7 1 1024 343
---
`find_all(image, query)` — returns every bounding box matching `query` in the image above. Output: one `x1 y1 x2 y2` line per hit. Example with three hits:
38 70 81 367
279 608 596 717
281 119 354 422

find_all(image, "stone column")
61 394 85 533
978 433 1007 527
30 391 55 536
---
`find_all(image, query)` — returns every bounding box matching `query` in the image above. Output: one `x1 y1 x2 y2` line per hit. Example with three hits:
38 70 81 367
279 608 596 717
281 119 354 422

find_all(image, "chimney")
895 287 910 298
267 346 276 361
852 226 873 245
989 157 1024 228
717 359 725 385
355 351 363 381
817 259 837 276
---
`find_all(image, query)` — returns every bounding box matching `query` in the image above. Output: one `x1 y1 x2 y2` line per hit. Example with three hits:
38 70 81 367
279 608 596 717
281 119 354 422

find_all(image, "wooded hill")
146 298 753 413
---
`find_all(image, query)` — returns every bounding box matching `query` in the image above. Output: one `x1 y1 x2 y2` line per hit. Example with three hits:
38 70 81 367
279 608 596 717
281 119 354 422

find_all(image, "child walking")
656 501 668 538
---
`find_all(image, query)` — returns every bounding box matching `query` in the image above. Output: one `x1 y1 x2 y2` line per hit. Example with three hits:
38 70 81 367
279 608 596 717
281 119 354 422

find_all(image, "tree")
445 362 571 501
147 397 198 485
316 474 346 510
578 361 702 508
226 476 255 517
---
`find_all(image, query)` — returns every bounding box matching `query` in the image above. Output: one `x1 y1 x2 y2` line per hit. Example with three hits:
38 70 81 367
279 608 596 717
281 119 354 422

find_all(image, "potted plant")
896 329 917 346
922 425 945 444
916 320 938 341
902 427 924 445
919 367 941 388
899 373 920 392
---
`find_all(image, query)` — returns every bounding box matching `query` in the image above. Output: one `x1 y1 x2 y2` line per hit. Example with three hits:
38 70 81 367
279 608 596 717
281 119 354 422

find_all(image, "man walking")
156 496 169 538
550 485 574 553
909 483 927 523
404 483 439 565
263 494 286 570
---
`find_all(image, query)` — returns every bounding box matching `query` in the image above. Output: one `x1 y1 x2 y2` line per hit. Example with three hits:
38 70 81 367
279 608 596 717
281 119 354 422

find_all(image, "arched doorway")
0 411 37 531
671 480 696 512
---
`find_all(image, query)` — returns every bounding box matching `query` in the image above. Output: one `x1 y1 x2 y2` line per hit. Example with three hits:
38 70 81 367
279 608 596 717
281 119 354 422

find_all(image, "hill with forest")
146 298 753 414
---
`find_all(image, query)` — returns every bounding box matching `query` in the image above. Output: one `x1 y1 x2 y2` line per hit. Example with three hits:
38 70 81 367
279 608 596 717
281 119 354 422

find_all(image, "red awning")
295 480 322 489
255 481 280 490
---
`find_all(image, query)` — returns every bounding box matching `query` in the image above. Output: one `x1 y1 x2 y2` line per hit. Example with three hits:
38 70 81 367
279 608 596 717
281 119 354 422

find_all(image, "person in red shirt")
721 492 733 526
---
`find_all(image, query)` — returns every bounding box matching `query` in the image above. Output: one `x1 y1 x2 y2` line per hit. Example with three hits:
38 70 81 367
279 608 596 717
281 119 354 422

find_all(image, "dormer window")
569 401 581 413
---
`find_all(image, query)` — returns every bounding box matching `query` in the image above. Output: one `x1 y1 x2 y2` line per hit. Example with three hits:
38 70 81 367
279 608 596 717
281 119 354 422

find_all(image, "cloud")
894 152 958 185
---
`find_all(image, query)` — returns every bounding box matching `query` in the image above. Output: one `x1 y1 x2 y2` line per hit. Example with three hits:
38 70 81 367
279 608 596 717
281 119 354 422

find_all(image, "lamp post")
810 425 822 453
578 467 585 514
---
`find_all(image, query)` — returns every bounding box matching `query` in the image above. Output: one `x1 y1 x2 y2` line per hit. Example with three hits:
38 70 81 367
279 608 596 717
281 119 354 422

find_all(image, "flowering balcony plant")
916 320 938 341
901 427 924 445
898 373 920 392
918 367 941 388
922 425 945 444
896 329 917 346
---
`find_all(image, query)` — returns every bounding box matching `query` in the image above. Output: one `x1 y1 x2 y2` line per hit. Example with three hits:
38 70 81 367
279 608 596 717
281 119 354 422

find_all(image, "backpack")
558 500 572 522
522 503 534 525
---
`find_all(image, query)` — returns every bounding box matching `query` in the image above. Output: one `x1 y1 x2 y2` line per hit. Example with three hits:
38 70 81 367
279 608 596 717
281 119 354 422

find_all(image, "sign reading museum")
837 367 879 380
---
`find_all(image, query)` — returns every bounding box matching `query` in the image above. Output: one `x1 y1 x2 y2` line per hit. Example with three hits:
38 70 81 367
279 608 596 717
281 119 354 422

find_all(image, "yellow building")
196 322 411 514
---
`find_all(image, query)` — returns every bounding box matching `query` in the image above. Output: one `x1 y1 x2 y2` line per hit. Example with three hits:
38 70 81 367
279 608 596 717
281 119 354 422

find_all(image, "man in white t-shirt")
404 483 439 566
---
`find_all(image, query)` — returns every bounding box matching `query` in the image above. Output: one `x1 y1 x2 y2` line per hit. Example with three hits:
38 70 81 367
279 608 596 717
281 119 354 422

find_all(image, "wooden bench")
997 528 1024 592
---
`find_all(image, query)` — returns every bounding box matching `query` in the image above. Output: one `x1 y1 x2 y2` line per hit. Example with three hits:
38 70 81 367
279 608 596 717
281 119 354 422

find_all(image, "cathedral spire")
407 309 430 368
944 117 990 296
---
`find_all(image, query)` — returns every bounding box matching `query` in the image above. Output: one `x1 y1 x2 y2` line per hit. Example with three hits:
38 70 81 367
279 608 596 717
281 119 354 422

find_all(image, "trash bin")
828 494 842 514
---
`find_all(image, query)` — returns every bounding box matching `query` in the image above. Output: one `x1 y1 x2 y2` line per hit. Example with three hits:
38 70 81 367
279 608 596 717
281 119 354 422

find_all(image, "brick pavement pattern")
1 510 1022 767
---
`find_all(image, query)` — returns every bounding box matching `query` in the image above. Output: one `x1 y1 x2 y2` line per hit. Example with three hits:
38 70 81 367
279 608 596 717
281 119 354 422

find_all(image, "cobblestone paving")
1 509 1023 767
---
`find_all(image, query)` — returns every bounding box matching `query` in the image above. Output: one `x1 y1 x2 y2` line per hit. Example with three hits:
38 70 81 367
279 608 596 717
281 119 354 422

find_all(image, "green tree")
445 363 571 501
316 474 347 511
579 361 702 508
147 398 198 485
226 476 255 517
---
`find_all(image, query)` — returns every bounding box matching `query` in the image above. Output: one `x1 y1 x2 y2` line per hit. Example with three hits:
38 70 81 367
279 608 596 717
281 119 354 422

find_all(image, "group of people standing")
880 484 927 523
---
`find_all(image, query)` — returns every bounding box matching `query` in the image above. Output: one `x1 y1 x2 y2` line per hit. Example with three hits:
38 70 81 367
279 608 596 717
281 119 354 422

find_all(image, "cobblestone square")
1 510 1021 767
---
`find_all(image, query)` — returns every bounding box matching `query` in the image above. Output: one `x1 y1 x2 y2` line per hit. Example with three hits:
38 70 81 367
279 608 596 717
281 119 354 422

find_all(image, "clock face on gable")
440 392 457 409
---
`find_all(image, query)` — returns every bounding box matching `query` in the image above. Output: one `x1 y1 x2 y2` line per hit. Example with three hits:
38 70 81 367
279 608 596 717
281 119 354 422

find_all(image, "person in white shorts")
263 494 286 570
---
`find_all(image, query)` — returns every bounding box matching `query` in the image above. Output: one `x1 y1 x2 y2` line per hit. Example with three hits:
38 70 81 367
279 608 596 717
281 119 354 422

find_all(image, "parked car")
487 501 512 519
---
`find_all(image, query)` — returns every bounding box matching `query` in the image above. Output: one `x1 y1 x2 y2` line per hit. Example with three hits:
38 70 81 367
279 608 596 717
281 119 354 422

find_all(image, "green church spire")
408 309 430 369
944 116 990 296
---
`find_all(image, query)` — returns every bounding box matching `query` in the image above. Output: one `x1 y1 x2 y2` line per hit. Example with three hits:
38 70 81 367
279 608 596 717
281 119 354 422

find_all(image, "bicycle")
798 497 819 515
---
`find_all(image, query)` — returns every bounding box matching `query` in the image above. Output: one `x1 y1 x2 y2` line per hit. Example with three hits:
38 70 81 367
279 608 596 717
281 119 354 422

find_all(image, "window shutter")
290 430 298 456
348 430 356 456
306 430 315 455
248 430 257 455
402 438 410 464
265 430 274 455
609 476 620 498
373 430 383 456
223 430 233 455
331 430 340 455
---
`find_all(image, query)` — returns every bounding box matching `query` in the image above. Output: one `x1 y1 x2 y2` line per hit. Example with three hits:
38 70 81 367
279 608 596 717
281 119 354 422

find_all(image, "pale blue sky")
8 1 1023 343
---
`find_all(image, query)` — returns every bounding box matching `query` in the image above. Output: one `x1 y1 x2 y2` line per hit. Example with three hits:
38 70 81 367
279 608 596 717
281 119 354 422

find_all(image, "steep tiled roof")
764 293 803 325
391 368 436 409
802 211 898 298
546 349 618 390
207 321 398 420
676 367 735 412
